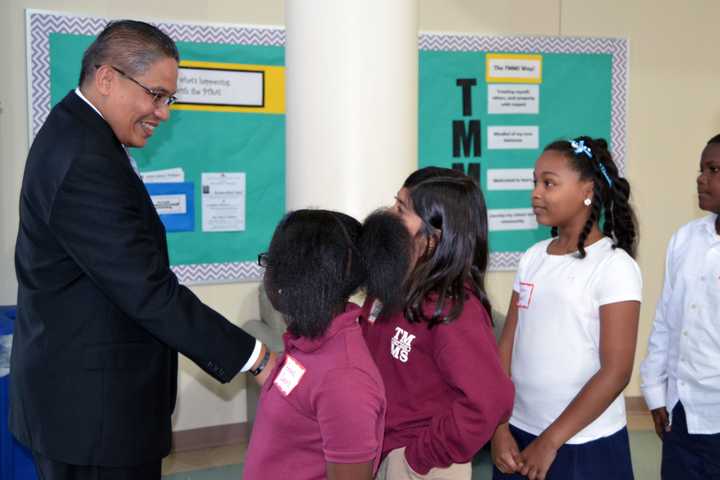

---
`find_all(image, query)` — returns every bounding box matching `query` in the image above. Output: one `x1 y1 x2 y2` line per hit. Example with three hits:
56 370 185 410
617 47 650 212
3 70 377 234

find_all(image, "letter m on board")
453 120 481 158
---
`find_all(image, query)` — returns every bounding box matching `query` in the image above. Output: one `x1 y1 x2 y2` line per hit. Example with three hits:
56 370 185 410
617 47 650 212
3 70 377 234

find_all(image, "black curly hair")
264 208 414 339
544 137 638 259
263 210 366 339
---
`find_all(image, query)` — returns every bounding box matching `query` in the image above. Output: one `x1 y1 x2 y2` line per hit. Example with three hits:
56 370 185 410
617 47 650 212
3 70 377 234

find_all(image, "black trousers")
662 402 720 480
32 450 161 480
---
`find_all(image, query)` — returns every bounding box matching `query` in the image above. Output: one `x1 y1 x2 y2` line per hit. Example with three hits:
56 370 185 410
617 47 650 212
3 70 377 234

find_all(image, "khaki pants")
375 447 471 480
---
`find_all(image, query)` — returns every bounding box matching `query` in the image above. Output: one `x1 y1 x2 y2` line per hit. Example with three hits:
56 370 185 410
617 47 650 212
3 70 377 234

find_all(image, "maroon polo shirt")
244 304 386 480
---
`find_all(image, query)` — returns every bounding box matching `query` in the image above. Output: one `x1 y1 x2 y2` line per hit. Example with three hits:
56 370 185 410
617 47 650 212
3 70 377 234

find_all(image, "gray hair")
79 20 179 87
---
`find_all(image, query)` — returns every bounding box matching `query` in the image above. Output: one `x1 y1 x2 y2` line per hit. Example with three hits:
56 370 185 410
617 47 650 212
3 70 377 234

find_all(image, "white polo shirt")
640 214 720 434
510 237 642 444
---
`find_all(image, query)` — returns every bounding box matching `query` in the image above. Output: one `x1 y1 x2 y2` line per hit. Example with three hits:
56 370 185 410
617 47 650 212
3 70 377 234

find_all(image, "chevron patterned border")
419 33 628 271
27 11 283 284
27 11 285 140
171 262 264 284
28 13 627 275
419 33 629 174
489 251 524 271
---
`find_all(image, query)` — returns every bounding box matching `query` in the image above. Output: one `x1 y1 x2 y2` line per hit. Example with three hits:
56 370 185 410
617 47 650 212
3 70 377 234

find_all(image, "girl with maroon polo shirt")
245 209 406 480
360 168 515 479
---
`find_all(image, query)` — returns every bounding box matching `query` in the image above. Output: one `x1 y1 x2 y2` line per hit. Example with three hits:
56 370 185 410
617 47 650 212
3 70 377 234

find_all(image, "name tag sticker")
517 282 535 309
273 355 306 396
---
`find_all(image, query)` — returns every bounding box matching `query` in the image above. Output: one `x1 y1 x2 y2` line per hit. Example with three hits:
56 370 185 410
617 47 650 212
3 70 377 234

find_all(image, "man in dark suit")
11 20 273 479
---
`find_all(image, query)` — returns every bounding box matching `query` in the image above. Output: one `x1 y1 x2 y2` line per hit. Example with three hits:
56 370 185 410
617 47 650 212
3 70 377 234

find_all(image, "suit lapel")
63 91 170 254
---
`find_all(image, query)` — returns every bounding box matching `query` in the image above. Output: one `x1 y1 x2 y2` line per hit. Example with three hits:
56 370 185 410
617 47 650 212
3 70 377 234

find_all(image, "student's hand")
519 436 558 480
650 406 670 440
491 423 523 474
326 461 373 480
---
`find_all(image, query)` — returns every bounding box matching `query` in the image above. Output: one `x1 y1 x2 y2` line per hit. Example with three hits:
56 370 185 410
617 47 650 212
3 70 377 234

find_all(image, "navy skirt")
492 424 634 480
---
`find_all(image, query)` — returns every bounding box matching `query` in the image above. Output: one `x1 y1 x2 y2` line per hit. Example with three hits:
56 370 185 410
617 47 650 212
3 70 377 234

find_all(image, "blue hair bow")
570 139 593 158
571 139 613 187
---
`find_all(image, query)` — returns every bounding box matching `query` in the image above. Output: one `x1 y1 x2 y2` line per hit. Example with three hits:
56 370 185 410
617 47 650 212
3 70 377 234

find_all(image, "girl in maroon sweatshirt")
360 167 515 479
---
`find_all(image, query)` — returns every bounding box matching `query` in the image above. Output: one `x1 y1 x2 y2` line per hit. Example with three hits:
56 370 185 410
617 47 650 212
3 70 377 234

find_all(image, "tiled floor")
163 443 248 476
162 413 661 479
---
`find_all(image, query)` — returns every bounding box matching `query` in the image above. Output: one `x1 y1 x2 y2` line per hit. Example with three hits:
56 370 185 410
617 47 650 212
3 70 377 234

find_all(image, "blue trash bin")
0 306 37 480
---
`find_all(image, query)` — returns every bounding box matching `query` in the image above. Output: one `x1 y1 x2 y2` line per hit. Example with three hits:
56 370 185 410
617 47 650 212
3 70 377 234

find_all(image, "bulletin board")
418 34 628 270
27 11 629 278
26 10 286 283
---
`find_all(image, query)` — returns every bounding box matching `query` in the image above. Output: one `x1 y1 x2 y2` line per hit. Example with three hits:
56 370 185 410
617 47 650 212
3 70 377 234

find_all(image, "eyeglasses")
257 253 269 268
99 65 178 107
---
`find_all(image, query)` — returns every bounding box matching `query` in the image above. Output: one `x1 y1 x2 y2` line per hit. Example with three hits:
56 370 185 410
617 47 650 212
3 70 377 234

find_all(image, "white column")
285 0 419 220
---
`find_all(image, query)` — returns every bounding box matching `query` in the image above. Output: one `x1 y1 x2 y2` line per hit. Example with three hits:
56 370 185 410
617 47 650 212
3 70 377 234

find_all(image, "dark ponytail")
265 209 417 339
264 210 367 339
545 137 638 259
358 210 414 314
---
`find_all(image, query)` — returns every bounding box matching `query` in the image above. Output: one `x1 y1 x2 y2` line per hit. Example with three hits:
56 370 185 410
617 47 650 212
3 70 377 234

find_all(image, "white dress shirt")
74 87 103 118
73 88 262 373
640 214 720 434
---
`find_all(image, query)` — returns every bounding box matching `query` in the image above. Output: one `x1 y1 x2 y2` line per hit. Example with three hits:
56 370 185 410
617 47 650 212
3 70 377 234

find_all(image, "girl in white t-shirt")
491 137 642 480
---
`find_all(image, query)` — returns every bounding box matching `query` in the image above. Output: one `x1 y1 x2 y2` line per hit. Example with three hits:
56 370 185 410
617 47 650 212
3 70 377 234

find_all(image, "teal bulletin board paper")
30 14 627 277
46 31 285 278
418 34 626 270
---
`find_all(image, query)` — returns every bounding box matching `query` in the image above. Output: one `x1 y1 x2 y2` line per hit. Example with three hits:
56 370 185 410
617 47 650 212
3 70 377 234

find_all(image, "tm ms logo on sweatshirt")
391 327 416 363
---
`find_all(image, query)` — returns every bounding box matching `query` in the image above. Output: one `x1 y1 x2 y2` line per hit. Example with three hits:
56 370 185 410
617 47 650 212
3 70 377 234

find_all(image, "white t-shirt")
510 237 642 444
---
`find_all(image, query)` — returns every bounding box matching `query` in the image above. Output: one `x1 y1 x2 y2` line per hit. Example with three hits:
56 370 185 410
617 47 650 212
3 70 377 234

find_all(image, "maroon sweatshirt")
360 293 514 474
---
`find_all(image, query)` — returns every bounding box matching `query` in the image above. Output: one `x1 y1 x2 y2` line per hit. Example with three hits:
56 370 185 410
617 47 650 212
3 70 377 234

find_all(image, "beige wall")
1 0 719 431
417 0 720 396
0 0 286 432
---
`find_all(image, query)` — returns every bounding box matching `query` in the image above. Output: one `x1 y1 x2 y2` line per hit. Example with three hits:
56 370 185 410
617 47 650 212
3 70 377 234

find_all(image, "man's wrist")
240 339 263 373
250 345 271 376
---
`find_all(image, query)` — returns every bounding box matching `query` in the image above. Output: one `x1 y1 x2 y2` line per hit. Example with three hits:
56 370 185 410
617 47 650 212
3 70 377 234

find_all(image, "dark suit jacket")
11 91 256 467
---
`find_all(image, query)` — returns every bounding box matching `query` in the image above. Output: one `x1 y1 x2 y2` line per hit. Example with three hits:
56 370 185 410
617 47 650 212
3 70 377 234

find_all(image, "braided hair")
545 137 638 259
